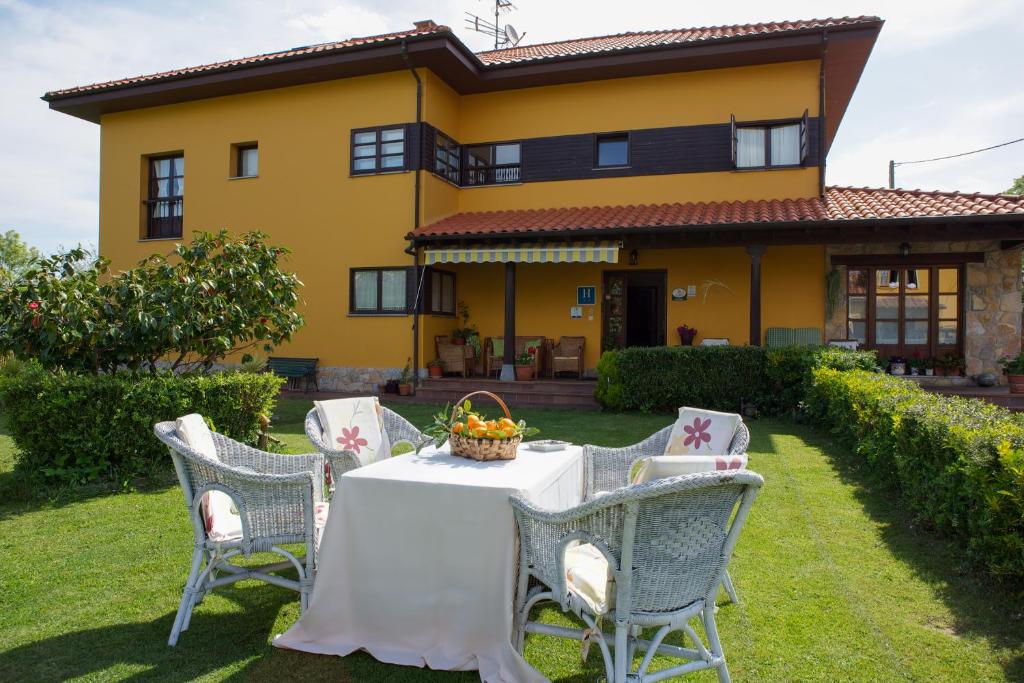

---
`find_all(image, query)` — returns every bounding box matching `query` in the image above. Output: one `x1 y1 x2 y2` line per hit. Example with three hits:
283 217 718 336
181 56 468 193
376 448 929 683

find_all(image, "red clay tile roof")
476 17 879 64
413 187 1024 238
46 16 880 99
45 23 449 98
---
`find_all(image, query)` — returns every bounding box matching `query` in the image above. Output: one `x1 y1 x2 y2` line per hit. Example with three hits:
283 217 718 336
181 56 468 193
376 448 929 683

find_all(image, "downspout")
818 30 828 197
402 40 423 389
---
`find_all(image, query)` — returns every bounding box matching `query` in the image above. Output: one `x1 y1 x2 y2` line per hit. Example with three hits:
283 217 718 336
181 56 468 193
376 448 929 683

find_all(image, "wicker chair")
437 339 471 377
583 419 751 603
154 421 326 646
485 336 546 377
551 336 585 378
512 470 763 683
305 406 429 483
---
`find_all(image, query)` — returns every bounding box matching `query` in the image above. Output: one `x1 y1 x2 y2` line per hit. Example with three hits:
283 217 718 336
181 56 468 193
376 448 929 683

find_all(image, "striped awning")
423 241 621 265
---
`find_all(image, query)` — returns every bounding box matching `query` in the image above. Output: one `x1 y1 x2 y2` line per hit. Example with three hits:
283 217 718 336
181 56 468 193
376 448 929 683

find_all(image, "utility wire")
893 137 1024 167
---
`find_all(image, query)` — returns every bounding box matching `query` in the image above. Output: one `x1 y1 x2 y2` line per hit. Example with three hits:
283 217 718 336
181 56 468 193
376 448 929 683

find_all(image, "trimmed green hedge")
595 345 877 415
807 368 1024 579
0 367 284 486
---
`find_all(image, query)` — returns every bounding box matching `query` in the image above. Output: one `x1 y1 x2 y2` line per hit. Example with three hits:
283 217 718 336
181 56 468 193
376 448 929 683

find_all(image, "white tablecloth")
275 443 584 682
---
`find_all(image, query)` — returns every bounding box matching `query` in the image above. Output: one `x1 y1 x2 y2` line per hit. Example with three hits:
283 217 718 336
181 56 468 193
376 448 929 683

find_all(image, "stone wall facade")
316 366 404 393
825 240 1022 382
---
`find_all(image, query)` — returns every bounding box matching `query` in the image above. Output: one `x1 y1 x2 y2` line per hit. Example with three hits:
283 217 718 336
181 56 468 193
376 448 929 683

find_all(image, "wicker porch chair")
551 336 585 378
582 419 750 603
305 406 430 482
437 339 470 377
512 470 763 683
154 421 326 646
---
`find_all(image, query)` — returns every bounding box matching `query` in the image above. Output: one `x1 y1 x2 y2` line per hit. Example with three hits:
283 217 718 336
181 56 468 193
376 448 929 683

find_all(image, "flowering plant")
677 324 698 345
515 345 538 365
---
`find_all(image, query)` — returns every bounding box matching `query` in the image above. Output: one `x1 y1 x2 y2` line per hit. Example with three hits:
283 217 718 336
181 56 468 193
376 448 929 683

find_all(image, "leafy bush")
807 368 1024 579
0 365 284 486
0 231 304 374
594 345 876 415
764 345 878 416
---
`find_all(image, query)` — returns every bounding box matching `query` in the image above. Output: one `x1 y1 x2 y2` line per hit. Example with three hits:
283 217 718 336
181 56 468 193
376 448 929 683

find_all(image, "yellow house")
44 17 1024 395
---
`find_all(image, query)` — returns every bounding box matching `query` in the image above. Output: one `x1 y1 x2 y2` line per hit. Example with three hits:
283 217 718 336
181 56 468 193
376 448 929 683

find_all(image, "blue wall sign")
577 286 597 306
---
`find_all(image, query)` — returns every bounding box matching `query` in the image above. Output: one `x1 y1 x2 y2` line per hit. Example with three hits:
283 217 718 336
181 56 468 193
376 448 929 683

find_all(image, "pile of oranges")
452 413 520 440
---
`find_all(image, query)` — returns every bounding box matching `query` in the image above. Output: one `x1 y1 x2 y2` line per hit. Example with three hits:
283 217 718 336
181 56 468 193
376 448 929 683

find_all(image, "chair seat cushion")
565 543 614 614
315 397 389 467
175 414 239 543
206 501 330 544
664 407 741 456
631 454 748 484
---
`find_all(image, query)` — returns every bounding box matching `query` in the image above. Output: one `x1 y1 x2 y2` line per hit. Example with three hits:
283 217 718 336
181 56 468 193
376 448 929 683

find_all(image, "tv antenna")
465 0 526 49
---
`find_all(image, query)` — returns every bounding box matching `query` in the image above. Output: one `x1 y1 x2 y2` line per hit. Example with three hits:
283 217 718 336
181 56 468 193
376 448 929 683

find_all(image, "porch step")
415 377 599 410
923 385 1024 412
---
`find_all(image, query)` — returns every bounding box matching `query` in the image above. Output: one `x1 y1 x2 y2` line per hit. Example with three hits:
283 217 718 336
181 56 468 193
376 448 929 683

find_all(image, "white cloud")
0 0 1021 253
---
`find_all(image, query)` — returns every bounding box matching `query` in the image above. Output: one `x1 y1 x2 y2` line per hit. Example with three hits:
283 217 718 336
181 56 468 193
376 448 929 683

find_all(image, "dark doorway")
602 270 667 351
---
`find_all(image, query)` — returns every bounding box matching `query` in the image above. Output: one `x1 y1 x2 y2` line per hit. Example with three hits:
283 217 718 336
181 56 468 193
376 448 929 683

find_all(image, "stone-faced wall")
825 241 1022 381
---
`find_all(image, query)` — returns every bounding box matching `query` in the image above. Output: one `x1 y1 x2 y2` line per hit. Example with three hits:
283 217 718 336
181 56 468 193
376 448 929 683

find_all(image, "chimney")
413 20 438 31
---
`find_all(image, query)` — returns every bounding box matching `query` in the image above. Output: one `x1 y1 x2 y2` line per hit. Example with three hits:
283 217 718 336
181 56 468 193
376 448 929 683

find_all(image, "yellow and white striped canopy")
423 241 620 265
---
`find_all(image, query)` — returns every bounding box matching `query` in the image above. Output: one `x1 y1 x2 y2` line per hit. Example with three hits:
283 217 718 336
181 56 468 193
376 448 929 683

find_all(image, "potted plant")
385 378 399 394
937 352 963 378
677 324 698 346
888 355 907 376
1000 353 1024 393
398 358 413 396
922 356 935 376
514 347 537 381
426 358 445 378
451 301 478 347
908 352 923 376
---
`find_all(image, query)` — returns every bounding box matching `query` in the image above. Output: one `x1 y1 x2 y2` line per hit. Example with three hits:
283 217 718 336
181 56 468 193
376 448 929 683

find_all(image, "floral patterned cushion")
315 397 390 467
630 454 748 485
664 407 741 456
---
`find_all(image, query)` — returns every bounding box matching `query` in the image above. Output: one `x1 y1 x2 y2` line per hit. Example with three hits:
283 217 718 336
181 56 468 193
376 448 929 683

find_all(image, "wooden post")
746 245 766 346
501 261 516 381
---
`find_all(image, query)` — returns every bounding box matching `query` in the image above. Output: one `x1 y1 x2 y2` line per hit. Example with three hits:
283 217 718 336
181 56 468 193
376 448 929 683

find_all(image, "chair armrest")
729 422 750 455
304 409 360 475
583 425 672 498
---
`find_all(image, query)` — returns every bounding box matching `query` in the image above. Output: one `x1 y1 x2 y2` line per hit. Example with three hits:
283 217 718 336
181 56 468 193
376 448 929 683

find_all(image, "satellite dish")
504 24 521 46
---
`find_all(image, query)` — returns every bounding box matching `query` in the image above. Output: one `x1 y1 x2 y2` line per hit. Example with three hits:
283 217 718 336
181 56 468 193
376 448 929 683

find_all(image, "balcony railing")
144 198 183 239
463 164 521 187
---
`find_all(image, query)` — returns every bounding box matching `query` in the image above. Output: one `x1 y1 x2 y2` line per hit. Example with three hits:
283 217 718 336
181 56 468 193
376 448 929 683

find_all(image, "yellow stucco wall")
96 59 825 372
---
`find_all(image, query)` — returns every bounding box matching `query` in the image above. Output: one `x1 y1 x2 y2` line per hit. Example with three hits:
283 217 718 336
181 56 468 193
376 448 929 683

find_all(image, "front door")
602 270 667 351
844 266 963 360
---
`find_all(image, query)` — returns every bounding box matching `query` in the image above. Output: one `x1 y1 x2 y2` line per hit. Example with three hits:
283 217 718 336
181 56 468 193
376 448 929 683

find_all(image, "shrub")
807 368 1024 579
0 365 284 486
594 344 875 415
0 231 304 374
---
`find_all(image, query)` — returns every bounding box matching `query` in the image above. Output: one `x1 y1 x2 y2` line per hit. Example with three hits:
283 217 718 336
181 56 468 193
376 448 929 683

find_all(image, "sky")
1 0 1022 254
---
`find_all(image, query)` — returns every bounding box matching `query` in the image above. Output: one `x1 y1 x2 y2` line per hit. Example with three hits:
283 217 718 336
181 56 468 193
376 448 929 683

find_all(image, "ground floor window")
350 268 408 314
426 268 455 315
845 265 961 358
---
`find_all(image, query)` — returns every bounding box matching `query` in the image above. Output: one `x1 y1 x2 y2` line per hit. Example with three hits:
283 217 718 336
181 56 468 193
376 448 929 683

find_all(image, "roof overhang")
43 21 881 153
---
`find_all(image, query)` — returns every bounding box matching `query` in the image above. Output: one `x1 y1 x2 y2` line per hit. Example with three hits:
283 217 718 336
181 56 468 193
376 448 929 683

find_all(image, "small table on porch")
275 442 584 682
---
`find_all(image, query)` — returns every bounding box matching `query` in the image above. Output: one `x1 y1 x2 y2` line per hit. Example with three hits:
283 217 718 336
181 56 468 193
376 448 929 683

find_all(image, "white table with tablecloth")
275 442 584 682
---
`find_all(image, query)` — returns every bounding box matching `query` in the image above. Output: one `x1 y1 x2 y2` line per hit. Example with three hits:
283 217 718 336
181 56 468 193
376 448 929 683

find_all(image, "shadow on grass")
799 422 1024 681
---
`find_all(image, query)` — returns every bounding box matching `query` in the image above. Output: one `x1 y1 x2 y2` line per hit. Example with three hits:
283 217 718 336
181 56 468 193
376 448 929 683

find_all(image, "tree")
0 230 305 374
0 230 41 283
1008 175 1024 195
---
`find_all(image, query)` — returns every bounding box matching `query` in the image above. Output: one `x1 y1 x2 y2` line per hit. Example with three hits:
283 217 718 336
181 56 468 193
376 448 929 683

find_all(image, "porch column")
500 261 516 381
747 245 765 346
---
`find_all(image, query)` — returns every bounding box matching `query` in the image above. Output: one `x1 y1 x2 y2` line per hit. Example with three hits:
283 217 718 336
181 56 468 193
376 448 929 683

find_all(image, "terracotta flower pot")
514 365 535 381
398 383 412 396
428 365 443 378
1008 374 1024 394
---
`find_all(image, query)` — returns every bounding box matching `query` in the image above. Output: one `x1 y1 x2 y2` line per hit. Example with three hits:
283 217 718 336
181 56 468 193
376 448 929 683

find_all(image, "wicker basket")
448 391 521 461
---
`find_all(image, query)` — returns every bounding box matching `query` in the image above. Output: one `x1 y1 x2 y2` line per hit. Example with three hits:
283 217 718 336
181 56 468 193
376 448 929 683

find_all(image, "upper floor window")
732 111 809 169
595 133 629 168
236 144 258 178
351 126 405 175
350 267 409 314
434 133 461 184
465 142 521 186
146 154 183 239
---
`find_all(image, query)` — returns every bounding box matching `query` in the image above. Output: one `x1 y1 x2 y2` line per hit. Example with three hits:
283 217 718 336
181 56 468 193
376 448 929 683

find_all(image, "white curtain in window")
770 124 800 166
736 128 765 168
354 271 378 310
381 270 407 311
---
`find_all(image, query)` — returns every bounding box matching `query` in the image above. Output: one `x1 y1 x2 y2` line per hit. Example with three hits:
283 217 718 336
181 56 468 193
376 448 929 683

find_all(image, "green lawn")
2 397 1024 681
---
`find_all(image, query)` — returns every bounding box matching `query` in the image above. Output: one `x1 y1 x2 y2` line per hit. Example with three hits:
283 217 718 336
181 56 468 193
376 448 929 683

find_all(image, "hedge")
0 366 284 486
595 345 877 415
807 368 1024 579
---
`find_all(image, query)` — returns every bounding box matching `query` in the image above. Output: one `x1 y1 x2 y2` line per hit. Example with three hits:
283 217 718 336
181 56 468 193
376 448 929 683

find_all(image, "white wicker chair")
512 470 763 683
304 406 429 484
582 420 750 603
154 421 326 646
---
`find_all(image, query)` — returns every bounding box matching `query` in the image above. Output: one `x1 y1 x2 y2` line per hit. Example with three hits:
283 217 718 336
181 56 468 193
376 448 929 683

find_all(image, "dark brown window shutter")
730 114 737 167
800 109 809 163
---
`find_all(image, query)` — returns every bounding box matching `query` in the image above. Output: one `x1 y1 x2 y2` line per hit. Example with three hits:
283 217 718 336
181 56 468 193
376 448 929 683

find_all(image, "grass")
2 397 1024 681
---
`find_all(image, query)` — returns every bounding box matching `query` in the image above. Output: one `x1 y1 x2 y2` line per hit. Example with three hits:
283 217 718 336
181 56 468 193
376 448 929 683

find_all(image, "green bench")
266 357 319 392
764 327 822 348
